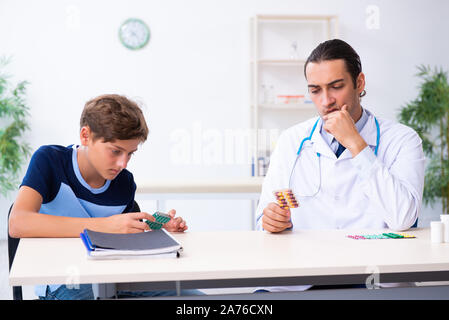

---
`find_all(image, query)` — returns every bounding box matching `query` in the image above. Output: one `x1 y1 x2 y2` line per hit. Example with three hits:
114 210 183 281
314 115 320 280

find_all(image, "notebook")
80 228 182 260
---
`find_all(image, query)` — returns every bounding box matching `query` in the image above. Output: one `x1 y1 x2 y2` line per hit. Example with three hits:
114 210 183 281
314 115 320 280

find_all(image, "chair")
7 200 141 300
132 200 140 213
7 203 23 300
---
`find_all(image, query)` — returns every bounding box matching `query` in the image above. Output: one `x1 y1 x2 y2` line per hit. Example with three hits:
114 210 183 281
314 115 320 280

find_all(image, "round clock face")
119 18 150 50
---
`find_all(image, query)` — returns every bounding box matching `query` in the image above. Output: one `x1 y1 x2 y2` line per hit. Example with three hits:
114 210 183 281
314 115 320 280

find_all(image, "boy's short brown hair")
80 94 149 143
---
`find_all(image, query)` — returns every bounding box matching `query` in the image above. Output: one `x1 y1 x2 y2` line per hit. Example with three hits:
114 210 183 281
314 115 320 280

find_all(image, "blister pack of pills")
273 189 299 209
146 211 171 230
346 232 416 240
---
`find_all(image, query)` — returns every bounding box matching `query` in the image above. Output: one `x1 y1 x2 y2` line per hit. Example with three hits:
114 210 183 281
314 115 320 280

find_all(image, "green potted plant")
398 65 449 239
0 57 31 197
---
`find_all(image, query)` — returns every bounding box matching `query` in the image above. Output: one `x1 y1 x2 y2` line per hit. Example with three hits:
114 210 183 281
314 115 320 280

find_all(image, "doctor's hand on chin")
322 105 368 157
262 203 293 233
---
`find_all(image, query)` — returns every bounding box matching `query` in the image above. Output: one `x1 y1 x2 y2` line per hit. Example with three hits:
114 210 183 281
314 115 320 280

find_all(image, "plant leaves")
0 57 31 197
398 65 449 210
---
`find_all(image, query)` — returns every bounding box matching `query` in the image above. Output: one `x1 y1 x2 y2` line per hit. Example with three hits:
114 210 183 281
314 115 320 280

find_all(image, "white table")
135 177 264 195
9 228 449 299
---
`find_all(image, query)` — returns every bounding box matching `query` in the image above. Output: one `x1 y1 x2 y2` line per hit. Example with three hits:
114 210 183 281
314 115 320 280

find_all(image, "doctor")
256 39 425 233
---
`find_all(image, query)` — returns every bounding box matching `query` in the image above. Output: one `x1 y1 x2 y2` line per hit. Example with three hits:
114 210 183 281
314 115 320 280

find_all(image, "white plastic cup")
440 214 449 243
431 221 444 243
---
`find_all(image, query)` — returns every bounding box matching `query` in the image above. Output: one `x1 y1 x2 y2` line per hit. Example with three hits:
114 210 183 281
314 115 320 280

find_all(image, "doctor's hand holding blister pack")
256 39 425 234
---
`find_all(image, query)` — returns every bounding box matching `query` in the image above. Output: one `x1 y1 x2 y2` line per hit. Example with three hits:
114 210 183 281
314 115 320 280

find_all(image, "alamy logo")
65 265 80 290
366 5 380 30
365 265 380 289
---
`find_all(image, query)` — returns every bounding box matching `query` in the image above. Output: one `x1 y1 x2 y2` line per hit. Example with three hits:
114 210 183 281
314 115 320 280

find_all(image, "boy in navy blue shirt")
9 94 196 299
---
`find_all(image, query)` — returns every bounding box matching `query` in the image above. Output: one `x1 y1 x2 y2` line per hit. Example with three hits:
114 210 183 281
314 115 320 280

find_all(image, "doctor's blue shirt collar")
320 107 369 147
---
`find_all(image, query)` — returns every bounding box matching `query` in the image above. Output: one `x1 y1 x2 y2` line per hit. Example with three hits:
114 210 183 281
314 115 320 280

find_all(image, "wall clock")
119 18 150 50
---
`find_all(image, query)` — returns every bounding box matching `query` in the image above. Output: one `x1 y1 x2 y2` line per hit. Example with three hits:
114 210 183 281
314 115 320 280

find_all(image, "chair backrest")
132 200 140 213
7 204 20 272
7 203 23 300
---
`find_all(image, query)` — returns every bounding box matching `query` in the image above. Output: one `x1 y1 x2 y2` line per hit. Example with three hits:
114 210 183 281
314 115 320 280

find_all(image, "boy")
9 94 198 299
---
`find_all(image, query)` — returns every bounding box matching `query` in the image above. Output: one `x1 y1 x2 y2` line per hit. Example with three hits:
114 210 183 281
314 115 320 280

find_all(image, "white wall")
1 0 448 238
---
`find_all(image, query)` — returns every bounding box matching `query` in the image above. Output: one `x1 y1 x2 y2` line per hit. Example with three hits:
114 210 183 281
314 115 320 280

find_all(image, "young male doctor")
257 39 424 236
255 39 425 291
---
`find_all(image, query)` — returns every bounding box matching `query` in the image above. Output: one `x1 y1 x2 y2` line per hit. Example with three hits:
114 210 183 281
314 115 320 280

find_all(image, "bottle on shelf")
289 41 300 60
267 85 275 104
257 157 266 176
260 84 268 104
257 149 271 176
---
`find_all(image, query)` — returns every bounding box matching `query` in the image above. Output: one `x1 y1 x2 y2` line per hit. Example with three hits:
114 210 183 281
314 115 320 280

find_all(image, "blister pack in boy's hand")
145 211 172 230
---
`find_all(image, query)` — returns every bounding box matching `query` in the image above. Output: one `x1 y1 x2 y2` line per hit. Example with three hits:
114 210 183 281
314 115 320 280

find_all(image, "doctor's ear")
356 72 366 98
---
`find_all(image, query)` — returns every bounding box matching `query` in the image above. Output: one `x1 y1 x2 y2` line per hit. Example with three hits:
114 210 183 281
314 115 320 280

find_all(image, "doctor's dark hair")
80 94 149 143
304 39 366 97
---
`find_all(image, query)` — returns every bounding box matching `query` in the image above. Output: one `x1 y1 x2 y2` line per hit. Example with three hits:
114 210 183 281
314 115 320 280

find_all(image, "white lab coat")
255 109 425 292
256 109 425 231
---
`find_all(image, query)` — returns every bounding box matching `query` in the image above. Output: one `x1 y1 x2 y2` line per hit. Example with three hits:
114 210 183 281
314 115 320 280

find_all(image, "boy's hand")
262 202 292 233
106 212 154 234
163 209 188 232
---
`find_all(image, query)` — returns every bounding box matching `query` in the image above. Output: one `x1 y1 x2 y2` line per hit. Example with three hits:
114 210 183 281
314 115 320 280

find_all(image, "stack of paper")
80 229 182 260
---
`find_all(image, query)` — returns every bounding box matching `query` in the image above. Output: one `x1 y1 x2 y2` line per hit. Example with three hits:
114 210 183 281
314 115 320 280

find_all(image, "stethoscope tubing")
289 116 380 197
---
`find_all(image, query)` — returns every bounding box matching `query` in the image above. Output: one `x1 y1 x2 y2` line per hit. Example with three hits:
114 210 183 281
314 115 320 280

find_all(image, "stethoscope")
288 116 380 198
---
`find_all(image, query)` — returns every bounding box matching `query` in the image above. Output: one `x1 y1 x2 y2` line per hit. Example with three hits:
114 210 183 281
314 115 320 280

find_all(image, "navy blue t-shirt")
21 144 136 218
20 144 137 297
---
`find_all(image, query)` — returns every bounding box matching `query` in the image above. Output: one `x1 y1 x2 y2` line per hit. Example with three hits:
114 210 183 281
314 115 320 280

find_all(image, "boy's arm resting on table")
8 186 154 238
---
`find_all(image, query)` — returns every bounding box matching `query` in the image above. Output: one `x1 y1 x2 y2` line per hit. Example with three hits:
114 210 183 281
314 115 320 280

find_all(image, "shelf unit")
257 59 306 65
257 103 315 110
250 14 338 176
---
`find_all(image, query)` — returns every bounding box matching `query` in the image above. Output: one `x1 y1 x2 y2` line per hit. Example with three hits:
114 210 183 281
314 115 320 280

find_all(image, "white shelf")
256 14 337 22
255 103 314 110
254 59 306 66
136 177 264 194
